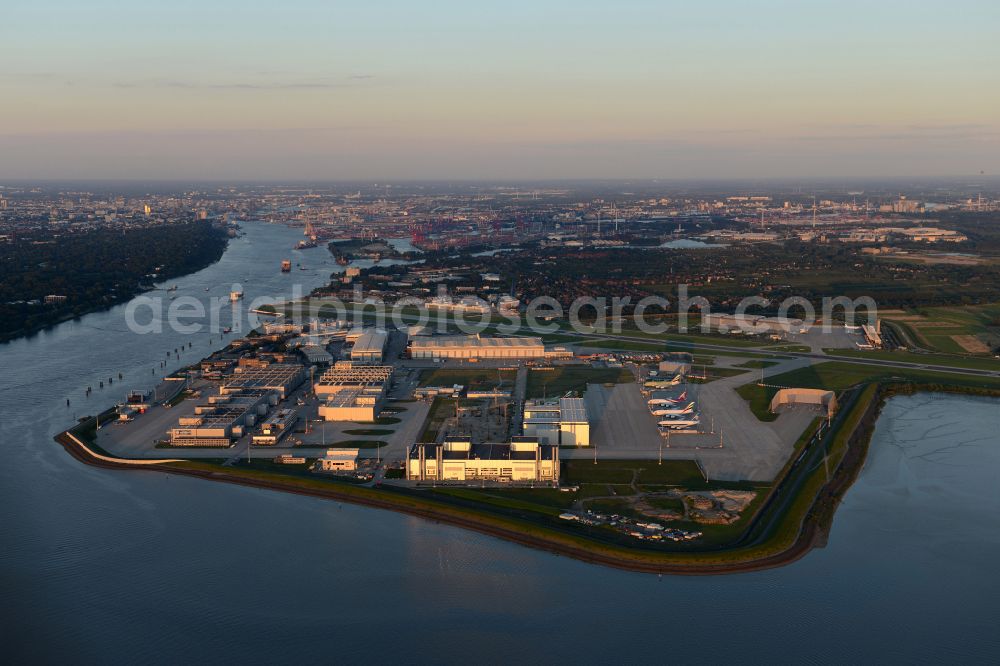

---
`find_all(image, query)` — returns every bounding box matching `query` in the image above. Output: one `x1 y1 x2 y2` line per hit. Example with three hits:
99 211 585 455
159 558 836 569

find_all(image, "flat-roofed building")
314 448 360 472
409 334 546 360
314 361 393 397
252 408 299 446
407 436 559 483
523 397 590 447
702 313 805 335
319 387 382 422
220 364 306 399
170 390 274 446
351 329 388 363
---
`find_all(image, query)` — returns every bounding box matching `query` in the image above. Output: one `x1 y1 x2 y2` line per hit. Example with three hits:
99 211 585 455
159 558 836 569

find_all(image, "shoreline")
53 429 820 575
55 382 998 574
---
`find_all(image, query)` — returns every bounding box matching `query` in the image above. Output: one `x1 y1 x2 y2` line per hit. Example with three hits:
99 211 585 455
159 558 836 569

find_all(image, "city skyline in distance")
2 0 999 180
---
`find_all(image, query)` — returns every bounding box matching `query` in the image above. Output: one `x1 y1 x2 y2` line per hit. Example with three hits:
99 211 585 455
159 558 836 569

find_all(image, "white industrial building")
314 362 393 422
170 390 277 446
351 329 388 363
409 334 546 360
407 436 560 483
220 364 306 399
251 408 299 446
522 397 590 447
425 295 491 315
702 313 806 335
314 448 360 472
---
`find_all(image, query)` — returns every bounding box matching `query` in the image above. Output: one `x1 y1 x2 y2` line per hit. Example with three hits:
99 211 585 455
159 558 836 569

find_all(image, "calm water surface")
3 223 999 663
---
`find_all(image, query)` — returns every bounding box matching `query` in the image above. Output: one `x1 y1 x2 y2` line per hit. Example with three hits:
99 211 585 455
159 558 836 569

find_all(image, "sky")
2 0 999 181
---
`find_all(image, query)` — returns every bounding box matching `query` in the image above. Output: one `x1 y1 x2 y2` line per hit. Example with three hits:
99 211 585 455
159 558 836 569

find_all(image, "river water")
3 222 999 663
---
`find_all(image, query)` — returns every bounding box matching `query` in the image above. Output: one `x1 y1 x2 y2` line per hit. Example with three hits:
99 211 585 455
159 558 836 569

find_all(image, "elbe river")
3 222 998 663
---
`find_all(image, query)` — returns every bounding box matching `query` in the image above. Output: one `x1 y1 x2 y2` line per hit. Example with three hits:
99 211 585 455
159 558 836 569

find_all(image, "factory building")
251 408 299 446
522 397 590 447
702 314 806 335
220 364 306 399
314 448 360 472
426 295 491 315
319 387 383 422
408 334 546 360
170 390 276 446
314 362 393 396
314 361 394 421
350 329 388 363
407 436 559 483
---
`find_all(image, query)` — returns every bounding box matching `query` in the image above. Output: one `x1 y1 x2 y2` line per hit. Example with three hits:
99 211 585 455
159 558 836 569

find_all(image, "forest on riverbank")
0 221 229 342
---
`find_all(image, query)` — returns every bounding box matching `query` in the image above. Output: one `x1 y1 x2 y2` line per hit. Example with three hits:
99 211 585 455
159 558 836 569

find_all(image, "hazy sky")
2 0 999 180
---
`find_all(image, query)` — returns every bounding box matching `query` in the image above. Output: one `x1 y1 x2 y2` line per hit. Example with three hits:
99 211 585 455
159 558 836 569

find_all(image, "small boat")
230 290 243 302
281 260 292 272
167 285 178 292
223 326 232 334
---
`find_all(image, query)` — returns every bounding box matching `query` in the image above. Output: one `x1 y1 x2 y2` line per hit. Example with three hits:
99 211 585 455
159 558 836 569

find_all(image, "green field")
883 304 1000 354
526 366 633 398
562 459 706 486
735 360 780 369
579 338 666 352
688 366 749 383
418 396 455 442
418 367 516 388
825 348 1000 372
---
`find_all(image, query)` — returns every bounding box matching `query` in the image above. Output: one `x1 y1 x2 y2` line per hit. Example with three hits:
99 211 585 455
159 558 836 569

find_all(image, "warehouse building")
314 448 360 472
314 361 393 421
523 397 590 447
220 364 306 399
408 334 546 360
251 408 299 446
170 390 275 446
702 313 806 335
350 329 388 363
314 362 393 397
407 436 560 483
319 387 383 422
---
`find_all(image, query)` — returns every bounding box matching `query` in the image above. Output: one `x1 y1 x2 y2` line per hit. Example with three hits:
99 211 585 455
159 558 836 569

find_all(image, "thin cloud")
111 77 375 90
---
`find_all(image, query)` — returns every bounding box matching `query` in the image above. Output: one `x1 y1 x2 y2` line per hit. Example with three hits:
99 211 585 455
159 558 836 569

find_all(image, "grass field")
825 348 1000 372
579 338 666 352
735 360 780 369
883 304 1000 354
418 367 516 388
562 459 706 486
688 366 749 383
526 366 633 398
418 396 455 442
